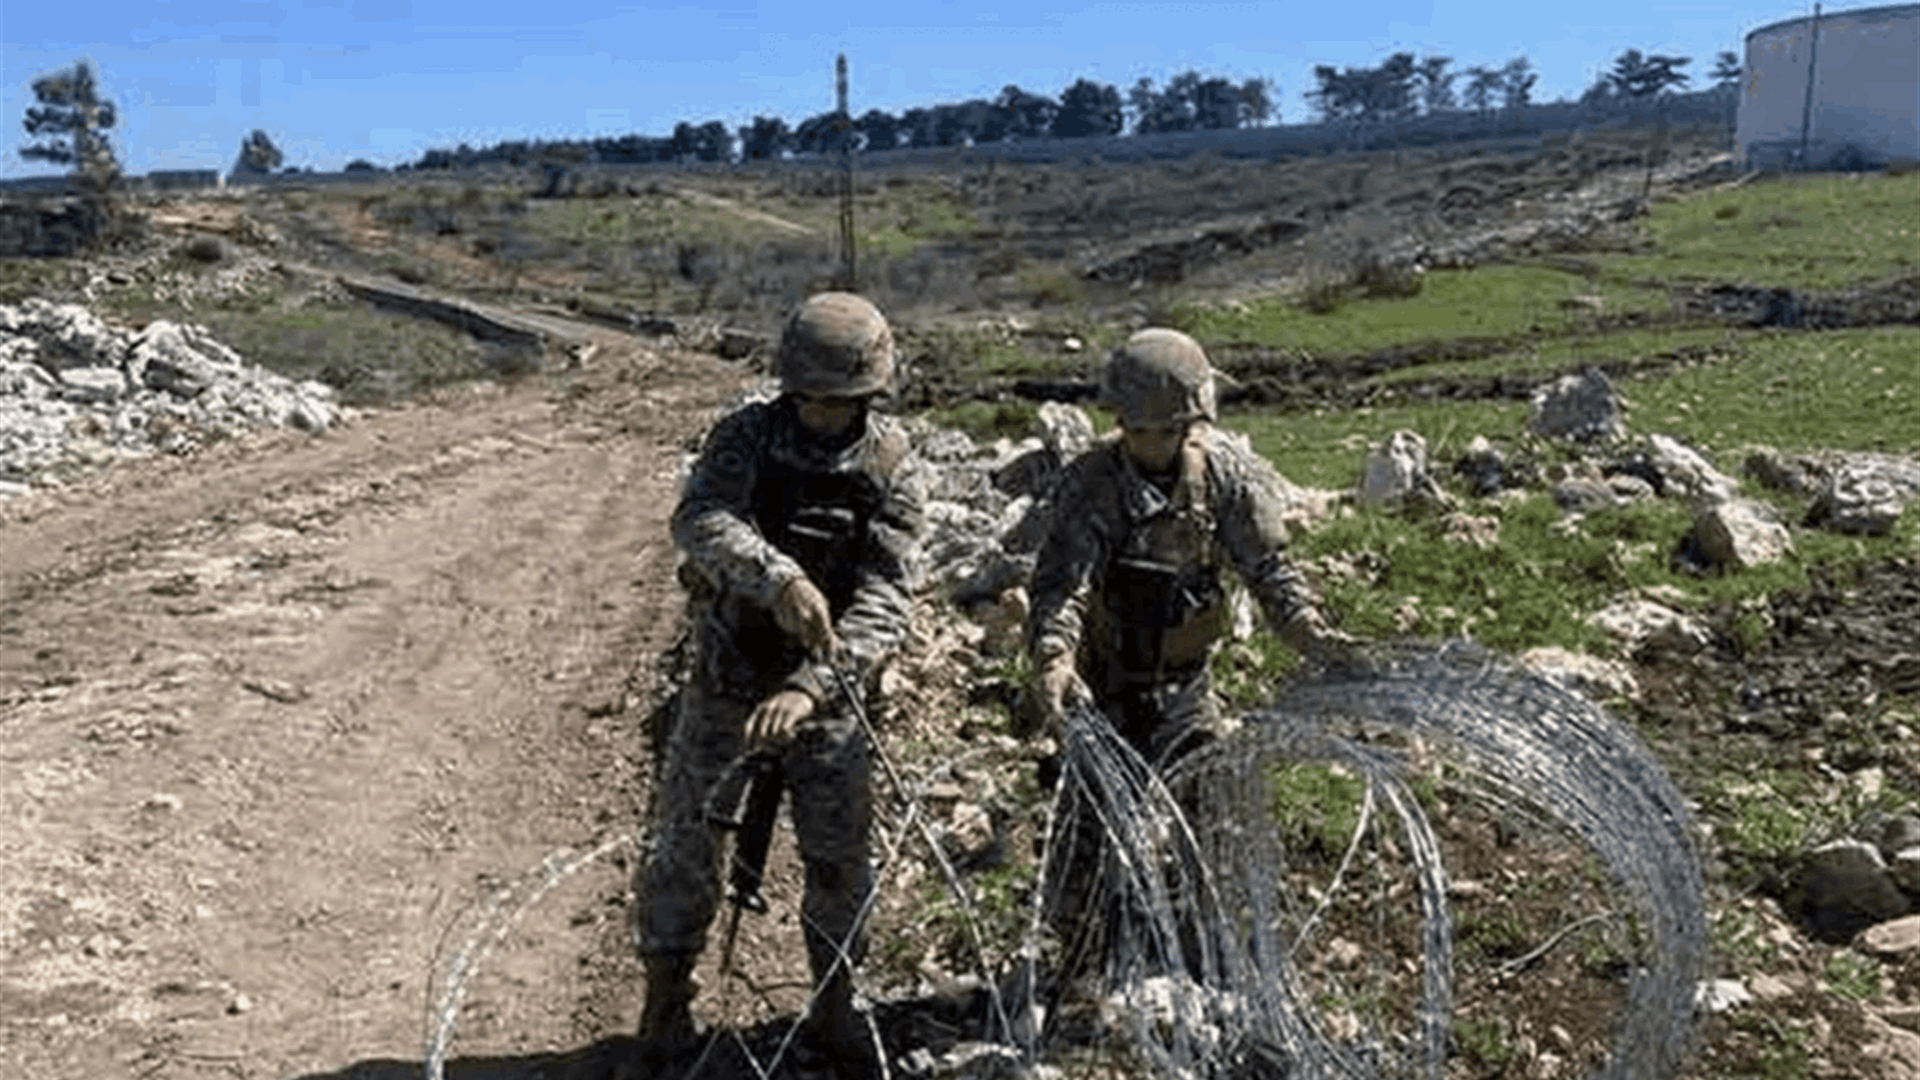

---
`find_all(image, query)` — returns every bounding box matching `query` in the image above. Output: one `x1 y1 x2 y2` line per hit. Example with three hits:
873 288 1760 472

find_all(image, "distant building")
1738 3 1920 168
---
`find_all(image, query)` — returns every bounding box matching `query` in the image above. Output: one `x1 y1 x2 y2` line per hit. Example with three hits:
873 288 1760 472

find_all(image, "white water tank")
1738 3 1920 168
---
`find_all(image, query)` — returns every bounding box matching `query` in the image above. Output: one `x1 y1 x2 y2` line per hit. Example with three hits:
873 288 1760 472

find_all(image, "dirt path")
669 188 815 237
0 334 754 1079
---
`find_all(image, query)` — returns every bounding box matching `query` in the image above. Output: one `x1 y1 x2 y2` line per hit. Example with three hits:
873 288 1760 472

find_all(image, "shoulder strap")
867 422 909 479
1172 422 1212 518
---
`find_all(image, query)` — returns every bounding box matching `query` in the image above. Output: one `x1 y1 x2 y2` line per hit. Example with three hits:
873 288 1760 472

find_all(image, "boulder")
1553 476 1620 512
1360 429 1448 510
1518 647 1640 702
1744 446 1820 494
1036 400 1094 459
1892 848 1920 897
1528 367 1626 442
1588 599 1712 655
129 321 238 397
57 366 129 404
1694 979 1753 1015
1 354 57 396
1859 914 1920 958
1453 435 1508 496
1799 839 1911 943
1637 434 1739 502
1692 497 1791 569
1808 460 1913 536
1605 473 1657 501
0 297 126 369
2 300 347 491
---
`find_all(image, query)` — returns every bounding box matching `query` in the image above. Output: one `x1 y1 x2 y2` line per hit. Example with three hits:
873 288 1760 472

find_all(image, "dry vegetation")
7 118 1920 1079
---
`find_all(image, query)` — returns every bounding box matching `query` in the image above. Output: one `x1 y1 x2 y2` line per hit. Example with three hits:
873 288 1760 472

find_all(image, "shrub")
1351 255 1425 299
182 233 227 263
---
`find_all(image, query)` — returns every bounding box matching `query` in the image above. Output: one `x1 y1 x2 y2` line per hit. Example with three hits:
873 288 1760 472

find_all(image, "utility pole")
835 53 857 290
1798 3 1823 169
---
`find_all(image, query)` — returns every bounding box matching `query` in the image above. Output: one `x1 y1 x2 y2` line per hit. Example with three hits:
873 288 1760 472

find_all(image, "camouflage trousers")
634 676 874 980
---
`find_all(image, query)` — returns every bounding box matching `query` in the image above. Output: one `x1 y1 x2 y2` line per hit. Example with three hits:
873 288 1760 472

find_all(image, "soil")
0 330 753 1079
7 139 1920 1080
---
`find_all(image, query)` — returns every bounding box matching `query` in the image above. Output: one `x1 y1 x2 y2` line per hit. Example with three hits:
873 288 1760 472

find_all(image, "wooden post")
835 54 857 290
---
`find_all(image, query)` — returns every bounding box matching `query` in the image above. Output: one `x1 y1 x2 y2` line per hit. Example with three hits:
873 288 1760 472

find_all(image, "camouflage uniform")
636 393 922 981
1028 423 1320 767
1027 329 1328 986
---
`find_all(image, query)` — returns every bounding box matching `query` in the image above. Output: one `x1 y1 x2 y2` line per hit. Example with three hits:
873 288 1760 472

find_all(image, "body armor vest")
752 461 887 616
1101 440 1223 679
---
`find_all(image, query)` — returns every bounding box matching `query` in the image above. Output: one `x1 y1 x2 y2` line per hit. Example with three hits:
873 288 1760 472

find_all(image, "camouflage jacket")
1027 424 1318 686
673 396 923 704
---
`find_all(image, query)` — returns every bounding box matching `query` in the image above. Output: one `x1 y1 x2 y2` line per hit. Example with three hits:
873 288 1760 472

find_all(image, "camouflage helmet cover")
1101 327 1216 425
777 292 896 396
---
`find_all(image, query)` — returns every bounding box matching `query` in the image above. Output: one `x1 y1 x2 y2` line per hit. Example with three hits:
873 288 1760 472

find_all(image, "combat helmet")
777 292 896 397
1101 327 1216 426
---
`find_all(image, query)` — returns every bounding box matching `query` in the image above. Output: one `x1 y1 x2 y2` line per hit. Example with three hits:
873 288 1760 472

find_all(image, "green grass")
0 256 76 305
1822 949 1884 1001
1700 768 1818 893
1722 1013 1812 1080
1298 495 1636 653
1235 397 1524 491
1611 171 1920 289
1268 762 1366 857
1182 265 1670 357
192 300 522 405
1451 1014 1519 1067
1278 477 1917 658
1621 328 1920 456
1365 326 1741 390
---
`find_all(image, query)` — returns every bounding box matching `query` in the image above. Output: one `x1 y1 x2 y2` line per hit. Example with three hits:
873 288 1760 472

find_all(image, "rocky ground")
5 142 1920 1080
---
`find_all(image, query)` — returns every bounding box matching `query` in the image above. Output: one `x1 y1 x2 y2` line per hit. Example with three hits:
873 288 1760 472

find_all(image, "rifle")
706 749 784 914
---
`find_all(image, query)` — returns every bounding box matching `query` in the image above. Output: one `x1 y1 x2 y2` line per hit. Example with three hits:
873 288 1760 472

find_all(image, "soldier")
634 292 923 1078
1025 327 1353 981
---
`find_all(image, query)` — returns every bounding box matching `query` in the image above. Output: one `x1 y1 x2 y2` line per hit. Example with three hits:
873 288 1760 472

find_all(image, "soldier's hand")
747 689 816 748
1282 609 1364 669
772 577 840 658
1035 653 1089 738
1307 623 1367 672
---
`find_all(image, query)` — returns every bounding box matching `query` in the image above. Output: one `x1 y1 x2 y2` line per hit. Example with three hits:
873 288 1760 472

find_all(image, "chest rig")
1103 435 1223 678
749 426 900 617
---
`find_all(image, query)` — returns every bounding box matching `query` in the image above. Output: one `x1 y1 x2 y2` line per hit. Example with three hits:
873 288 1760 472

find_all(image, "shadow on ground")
289 1036 632 1080
292 990 997 1080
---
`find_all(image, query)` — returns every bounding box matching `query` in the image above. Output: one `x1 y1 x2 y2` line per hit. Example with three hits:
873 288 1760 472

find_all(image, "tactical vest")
1101 435 1223 680
750 425 905 617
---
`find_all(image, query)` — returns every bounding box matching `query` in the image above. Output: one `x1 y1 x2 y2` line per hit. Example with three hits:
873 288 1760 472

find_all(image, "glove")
746 688 816 748
1281 609 1364 669
1034 652 1089 739
772 576 840 658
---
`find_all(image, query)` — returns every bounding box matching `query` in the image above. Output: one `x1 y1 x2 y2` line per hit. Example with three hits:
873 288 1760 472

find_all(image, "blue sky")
3 0 1823 177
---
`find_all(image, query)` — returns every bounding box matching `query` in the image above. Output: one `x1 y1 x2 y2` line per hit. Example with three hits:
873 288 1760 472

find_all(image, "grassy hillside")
13 135 1920 1079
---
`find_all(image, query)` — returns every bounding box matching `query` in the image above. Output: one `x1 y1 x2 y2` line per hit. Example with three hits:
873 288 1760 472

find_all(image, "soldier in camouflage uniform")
1025 327 1352 980
634 292 923 1076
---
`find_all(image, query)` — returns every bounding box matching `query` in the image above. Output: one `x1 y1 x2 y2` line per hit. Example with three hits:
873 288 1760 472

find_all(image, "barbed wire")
420 639 1704 1080
422 831 639 1080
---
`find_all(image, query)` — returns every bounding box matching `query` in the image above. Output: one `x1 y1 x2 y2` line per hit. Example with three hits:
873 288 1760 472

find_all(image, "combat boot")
634 953 700 1074
798 969 879 1080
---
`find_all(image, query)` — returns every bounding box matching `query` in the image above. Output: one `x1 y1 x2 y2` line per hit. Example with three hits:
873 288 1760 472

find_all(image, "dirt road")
1 333 753 1078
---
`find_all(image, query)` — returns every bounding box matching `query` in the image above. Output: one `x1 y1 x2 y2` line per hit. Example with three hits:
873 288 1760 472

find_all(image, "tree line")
403 73 1272 170
1303 48 1739 129
401 50 1742 171
17 48 1748 196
